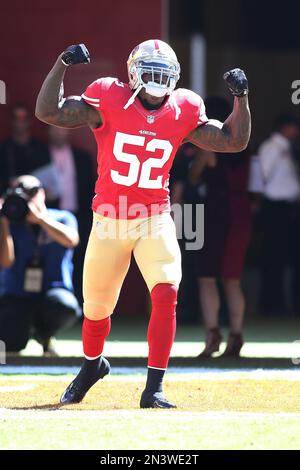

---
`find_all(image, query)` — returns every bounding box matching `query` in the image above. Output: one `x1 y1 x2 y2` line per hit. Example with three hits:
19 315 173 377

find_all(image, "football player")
36 40 251 408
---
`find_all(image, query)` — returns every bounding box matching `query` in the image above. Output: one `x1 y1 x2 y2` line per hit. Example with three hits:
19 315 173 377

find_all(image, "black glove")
61 44 90 66
223 68 248 97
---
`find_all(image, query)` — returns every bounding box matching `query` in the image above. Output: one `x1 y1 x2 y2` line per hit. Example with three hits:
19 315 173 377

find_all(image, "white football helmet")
124 39 180 109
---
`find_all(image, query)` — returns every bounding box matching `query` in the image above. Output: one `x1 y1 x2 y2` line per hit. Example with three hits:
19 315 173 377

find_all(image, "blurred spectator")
189 97 252 357
33 126 96 304
0 105 50 195
258 114 300 316
170 143 198 205
170 143 200 324
0 175 81 354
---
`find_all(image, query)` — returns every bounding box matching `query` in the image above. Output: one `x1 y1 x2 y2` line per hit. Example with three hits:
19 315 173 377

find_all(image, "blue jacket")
1 209 78 297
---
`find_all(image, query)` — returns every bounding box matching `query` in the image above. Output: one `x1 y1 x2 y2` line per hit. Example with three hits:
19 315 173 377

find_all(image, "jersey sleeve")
81 79 102 110
186 91 208 129
196 97 208 126
175 89 208 137
81 77 118 112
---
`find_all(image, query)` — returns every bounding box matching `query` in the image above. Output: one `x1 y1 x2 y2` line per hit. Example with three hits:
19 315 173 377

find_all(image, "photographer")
0 175 81 354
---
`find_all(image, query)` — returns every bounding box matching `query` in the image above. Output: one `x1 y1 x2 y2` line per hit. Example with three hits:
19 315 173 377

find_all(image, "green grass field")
1 317 300 450
1 372 300 450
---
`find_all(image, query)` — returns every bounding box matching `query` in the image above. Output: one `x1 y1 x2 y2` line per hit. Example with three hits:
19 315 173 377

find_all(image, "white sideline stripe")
1 366 300 380
0 409 300 420
81 94 100 102
18 339 300 358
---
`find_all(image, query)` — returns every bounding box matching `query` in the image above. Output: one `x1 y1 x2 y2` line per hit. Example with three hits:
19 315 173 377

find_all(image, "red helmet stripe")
154 40 160 50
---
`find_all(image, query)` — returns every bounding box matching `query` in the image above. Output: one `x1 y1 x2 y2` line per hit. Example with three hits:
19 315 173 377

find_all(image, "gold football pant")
83 212 182 320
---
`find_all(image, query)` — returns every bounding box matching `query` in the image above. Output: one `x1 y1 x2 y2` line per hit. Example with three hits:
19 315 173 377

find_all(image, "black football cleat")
60 356 110 404
140 390 177 409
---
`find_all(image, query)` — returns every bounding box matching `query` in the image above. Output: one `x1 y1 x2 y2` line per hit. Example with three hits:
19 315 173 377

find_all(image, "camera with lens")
1 184 41 222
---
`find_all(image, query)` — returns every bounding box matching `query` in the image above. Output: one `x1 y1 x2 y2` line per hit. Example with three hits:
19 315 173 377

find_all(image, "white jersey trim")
82 93 100 103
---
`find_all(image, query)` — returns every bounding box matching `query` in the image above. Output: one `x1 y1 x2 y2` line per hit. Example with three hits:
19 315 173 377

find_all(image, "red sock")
82 316 111 359
148 283 178 369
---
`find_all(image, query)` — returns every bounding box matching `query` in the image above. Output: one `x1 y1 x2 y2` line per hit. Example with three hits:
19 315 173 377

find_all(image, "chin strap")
123 84 143 110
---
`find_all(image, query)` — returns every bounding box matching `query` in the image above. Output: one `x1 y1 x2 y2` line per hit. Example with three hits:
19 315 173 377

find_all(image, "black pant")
260 199 300 315
0 288 81 351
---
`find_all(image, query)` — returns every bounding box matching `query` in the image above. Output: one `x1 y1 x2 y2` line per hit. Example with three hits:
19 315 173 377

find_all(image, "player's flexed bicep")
35 44 102 129
42 95 101 129
185 69 251 153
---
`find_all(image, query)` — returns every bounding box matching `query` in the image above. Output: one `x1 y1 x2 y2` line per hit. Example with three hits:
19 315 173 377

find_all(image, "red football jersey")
82 78 207 219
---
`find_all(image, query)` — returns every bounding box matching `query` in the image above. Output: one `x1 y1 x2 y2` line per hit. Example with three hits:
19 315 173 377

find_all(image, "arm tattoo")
35 54 101 129
55 96 101 128
186 96 251 153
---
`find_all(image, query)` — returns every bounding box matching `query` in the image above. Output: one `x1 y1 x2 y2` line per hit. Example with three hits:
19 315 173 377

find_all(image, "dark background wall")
170 0 300 150
2 0 300 153
0 0 165 156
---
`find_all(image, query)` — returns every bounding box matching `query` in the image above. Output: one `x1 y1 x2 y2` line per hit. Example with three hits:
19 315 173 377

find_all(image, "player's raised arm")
35 44 102 129
185 69 251 153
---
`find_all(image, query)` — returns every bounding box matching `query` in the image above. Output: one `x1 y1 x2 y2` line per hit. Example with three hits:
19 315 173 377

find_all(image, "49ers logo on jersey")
112 132 173 189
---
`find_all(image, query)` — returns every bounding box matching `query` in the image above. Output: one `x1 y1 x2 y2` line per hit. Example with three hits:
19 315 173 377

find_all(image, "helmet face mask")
127 40 180 99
